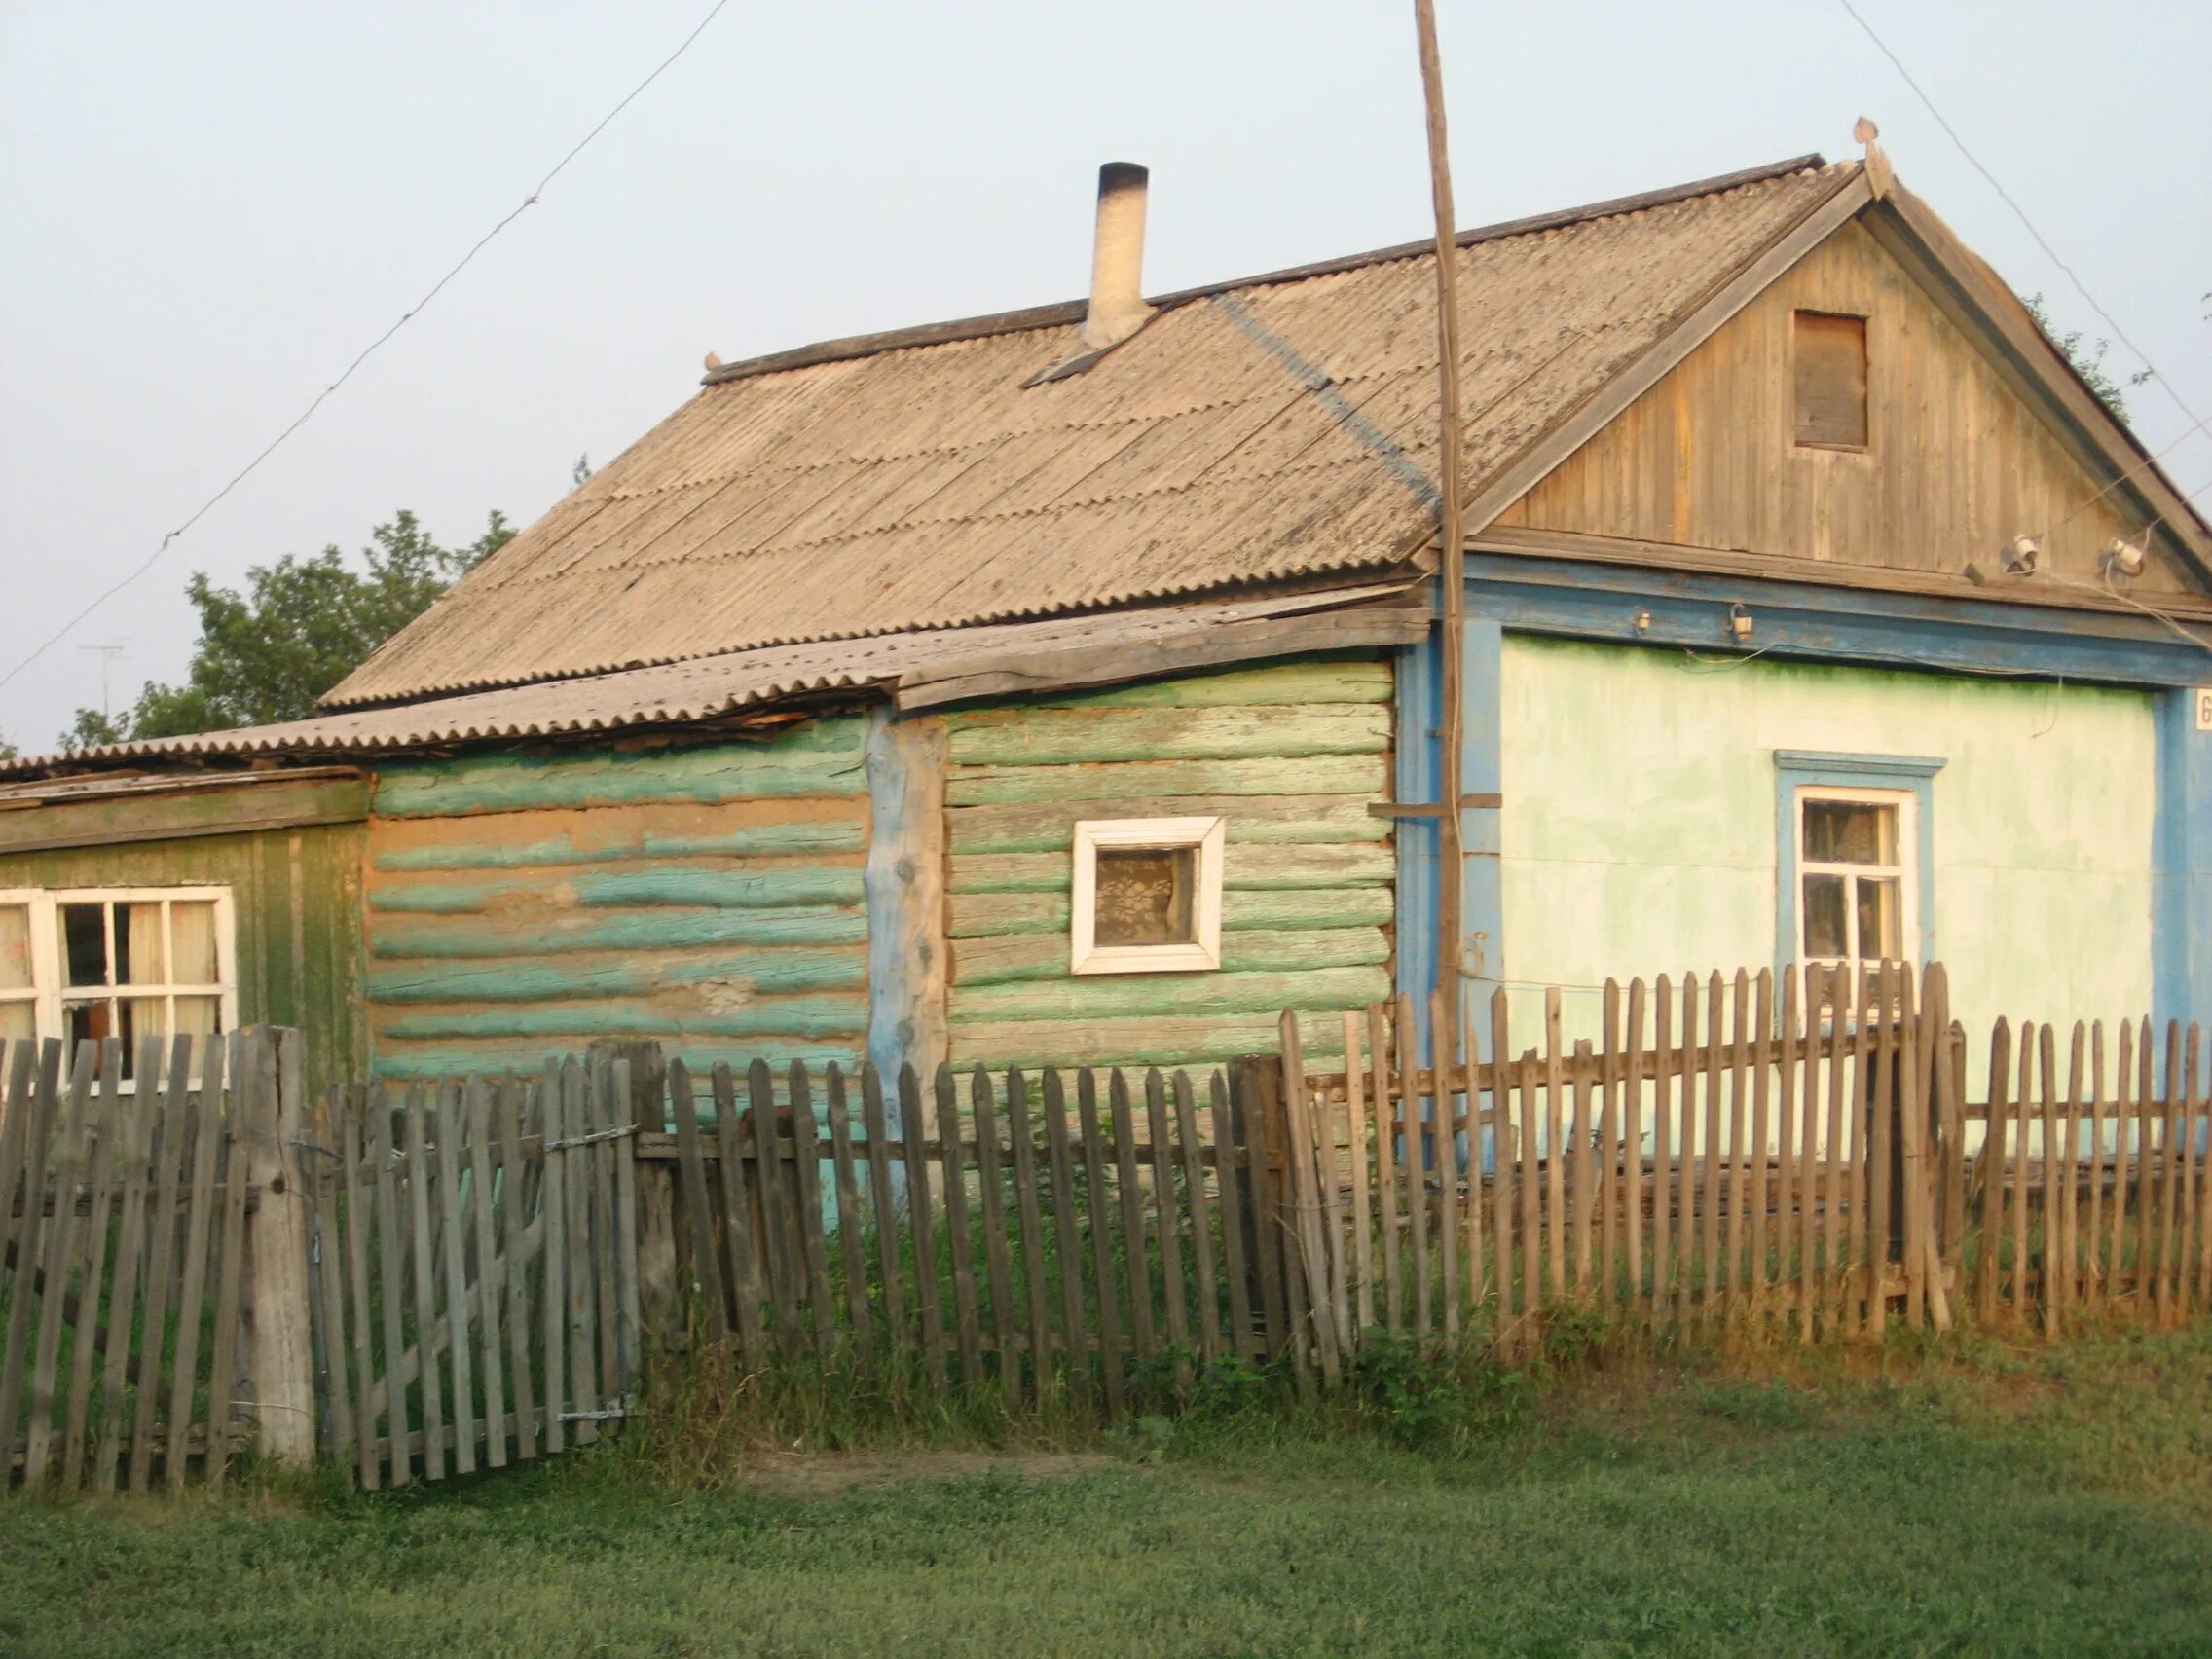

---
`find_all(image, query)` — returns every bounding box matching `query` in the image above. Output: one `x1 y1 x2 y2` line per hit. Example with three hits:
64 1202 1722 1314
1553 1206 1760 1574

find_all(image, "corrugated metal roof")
327 156 1858 708
12 585 1418 774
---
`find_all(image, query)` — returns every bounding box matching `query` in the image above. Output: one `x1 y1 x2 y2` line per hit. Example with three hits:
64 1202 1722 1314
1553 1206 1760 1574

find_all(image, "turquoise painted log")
379 994 866 1041
368 948 866 1003
374 728 866 816
373 820 866 870
945 754 1386 806
368 866 865 913
950 964 1388 1024
948 886 1394 939
944 705 1390 767
948 844 1394 895
947 794 1387 853
369 906 868 958
948 657 1391 712
949 925 1389 987
371 1040 860 1083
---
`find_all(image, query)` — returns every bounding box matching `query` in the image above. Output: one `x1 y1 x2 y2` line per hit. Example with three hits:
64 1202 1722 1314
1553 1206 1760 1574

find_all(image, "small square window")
1070 817 1225 976
1793 311 1867 449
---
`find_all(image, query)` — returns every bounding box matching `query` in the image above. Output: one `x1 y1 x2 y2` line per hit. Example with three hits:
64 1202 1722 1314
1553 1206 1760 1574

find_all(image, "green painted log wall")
0 822 367 1093
363 723 870 1082
1498 636 2157 1085
942 657 1397 1071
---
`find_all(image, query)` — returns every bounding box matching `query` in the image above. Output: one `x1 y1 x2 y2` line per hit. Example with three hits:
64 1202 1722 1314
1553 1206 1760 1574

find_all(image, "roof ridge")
700 152 1834 387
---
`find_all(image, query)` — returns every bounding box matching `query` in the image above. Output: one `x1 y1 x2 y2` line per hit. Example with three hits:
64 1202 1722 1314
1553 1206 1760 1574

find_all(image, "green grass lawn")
8 1328 2212 1658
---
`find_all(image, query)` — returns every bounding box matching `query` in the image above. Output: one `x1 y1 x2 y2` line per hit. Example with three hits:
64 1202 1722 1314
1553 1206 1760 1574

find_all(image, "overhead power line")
0 0 733 697
1835 0 2207 448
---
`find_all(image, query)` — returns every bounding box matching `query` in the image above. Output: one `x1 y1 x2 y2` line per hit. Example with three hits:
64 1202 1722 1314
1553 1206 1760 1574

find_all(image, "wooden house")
6 149 2207 1091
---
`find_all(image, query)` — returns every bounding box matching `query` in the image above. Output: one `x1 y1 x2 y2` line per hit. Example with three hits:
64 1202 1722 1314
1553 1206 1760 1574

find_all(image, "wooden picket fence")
631 962 2210 1410
0 1030 303 1492
1277 961 2212 1370
649 1052 1294 1414
8 962 2207 1485
308 1057 642 1487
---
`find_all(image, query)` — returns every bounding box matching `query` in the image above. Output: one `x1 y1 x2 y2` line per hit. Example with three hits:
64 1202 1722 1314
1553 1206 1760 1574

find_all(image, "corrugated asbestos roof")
326 155 1857 708
15 585 1418 772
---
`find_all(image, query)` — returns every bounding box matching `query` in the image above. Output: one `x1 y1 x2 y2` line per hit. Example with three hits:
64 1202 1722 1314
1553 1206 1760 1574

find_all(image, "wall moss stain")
366 729 872 1080
940 653 1395 1072
1497 636 2157 1075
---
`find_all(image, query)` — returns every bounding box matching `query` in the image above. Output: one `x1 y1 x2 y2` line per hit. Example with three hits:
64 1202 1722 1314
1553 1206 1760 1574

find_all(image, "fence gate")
307 1054 641 1487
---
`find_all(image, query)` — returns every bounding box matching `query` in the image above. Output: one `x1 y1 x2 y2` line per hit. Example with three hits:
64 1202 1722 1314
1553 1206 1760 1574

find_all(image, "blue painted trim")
1464 552 2212 688
1773 750 1948 781
1773 750 1946 977
1392 627 1441 1058
2153 685 2212 1041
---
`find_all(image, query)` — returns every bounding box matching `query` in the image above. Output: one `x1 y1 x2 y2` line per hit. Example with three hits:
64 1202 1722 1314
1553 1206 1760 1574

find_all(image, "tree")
2022 292 2150 425
62 508 514 749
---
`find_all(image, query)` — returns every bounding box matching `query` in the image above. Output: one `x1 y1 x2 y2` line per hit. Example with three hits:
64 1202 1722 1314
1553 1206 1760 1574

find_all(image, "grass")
7 1325 2212 1657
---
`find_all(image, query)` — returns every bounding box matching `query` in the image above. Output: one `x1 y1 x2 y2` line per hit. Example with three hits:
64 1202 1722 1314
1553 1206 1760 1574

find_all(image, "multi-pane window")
1793 790 1912 968
1070 817 1225 976
0 888 237 1078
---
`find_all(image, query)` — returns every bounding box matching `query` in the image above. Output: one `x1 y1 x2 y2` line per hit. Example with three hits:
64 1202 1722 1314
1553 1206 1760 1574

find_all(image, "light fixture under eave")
2001 534 2042 577
2101 536 2147 579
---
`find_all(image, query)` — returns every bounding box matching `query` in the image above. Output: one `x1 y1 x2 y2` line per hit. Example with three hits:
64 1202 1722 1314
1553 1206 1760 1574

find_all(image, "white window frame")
0 886 240 1074
1791 786 1918 971
1069 816 1226 977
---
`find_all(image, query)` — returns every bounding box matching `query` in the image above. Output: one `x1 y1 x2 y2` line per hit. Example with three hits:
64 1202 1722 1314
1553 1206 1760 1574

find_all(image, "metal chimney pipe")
1079 162 1154 350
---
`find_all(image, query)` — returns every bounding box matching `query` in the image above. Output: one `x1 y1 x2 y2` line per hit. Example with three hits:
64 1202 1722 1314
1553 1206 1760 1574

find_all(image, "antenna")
78 640 129 720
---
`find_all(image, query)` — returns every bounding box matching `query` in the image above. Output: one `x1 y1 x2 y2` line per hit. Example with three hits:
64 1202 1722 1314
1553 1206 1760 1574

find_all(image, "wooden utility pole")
1414 0 1468 1028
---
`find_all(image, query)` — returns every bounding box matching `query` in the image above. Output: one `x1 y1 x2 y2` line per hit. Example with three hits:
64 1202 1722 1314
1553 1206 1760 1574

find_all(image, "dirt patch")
737 1450 1112 1499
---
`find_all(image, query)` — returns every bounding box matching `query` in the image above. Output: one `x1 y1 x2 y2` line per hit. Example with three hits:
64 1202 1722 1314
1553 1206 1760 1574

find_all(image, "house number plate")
2198 687 2212 732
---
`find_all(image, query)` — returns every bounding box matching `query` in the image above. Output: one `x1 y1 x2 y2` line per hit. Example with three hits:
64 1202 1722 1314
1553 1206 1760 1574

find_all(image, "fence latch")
545 1124 637 1151
555 1399 631 1424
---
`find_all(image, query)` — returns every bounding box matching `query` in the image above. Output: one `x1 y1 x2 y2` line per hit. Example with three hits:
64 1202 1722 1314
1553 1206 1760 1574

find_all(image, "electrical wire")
0 0 733 698
1835 0 2207 442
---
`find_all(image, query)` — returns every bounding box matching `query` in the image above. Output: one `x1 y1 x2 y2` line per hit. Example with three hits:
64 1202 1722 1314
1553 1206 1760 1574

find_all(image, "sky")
2 0 2207 753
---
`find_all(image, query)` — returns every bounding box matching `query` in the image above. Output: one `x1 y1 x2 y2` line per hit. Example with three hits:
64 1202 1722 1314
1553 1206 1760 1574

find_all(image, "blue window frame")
1773 750 1945 977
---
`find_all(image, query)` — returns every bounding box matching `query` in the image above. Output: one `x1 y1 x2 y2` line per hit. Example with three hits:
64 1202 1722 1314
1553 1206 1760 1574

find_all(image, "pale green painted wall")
1496 638 2157 1063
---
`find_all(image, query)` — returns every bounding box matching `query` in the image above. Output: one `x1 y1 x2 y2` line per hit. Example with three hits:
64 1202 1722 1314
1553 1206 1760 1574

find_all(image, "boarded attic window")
1793 311 1868 449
